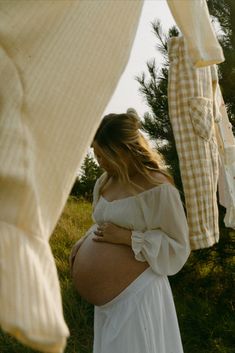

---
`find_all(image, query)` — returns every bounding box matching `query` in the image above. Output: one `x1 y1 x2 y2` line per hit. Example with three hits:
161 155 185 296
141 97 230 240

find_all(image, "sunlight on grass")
51 197 94 353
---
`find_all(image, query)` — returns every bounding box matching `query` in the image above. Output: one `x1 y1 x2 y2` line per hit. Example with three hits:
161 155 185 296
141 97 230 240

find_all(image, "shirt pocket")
189 97 213 141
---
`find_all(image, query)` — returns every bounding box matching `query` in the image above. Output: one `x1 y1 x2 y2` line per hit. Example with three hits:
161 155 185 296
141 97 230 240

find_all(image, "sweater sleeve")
166 0 224 67
131 184 190 276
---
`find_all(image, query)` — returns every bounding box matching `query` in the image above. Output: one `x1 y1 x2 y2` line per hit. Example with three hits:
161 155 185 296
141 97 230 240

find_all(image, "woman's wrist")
120 229 132 246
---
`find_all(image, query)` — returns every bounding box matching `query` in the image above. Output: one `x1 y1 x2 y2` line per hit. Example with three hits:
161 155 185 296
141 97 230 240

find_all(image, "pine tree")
136 23 183 189
70 154 102 201
137 1 235 186
208 0 235 132
136 5 234 329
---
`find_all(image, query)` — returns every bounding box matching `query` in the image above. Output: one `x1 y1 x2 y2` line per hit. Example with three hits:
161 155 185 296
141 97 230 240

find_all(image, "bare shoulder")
133 170 172 191
149 170 171 185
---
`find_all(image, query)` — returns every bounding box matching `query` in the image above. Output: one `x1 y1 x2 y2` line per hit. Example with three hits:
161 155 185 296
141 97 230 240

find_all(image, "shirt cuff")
189 45 225 68
224 204 235 229
0 221 69 353
131 230 146 262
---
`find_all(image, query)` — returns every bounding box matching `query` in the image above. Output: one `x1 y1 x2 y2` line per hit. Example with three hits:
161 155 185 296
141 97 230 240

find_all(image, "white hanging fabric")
166 0 225 67
0 1 143 352
211 67 235 229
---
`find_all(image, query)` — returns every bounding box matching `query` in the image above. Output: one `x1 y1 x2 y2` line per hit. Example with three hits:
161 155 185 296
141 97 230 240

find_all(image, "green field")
1 197 234 353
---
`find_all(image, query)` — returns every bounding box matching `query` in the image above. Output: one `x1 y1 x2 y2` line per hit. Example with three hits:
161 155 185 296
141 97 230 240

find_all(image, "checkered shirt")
168 36 219 250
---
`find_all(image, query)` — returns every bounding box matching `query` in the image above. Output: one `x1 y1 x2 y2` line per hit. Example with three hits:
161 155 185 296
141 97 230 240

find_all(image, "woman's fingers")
93 223 118 243
92 235 105 242
94 225 103 236
93 224 106 241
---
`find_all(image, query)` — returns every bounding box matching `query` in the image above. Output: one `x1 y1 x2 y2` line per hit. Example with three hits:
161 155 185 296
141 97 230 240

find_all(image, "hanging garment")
0 1 143 352
168 36 220 250
210 67 235 228
166 0 224 67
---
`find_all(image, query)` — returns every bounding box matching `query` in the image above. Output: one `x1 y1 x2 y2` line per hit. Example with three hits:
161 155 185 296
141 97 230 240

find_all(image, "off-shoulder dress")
91 173 190 353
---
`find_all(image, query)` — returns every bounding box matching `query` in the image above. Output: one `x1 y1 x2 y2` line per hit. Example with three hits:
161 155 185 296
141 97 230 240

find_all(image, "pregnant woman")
70 109 190 353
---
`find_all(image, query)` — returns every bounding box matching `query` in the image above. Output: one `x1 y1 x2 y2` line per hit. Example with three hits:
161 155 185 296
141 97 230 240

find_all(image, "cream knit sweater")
0 1 143 352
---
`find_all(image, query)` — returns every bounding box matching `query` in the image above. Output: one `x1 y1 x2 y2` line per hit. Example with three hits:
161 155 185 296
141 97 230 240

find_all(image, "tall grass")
51 197 94 353
0 197 234 353
0 197 94 353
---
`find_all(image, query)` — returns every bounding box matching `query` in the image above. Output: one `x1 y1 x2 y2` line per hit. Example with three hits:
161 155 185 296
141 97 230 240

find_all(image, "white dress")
92 174 190 353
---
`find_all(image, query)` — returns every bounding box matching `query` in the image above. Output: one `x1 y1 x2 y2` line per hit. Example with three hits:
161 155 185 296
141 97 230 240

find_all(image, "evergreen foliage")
136 3 234 214
208 0 235 132
70 154 103 201
136 5 234 350
136 22 183 189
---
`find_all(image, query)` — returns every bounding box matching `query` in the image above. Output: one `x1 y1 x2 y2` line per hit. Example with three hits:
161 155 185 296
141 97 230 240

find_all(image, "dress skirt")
93 267 184 353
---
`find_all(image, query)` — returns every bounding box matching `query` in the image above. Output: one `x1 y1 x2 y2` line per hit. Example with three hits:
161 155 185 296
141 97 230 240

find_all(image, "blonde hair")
93 109 174 192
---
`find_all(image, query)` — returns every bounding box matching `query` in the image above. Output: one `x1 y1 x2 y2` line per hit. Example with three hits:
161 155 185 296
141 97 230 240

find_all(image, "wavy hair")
93 109 174 191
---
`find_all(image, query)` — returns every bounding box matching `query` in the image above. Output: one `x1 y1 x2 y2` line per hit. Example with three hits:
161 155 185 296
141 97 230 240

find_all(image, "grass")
50 197 94 353
0 197 234 353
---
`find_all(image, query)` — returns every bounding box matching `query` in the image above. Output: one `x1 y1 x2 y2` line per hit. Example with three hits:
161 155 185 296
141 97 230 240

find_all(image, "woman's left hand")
93 223 132 246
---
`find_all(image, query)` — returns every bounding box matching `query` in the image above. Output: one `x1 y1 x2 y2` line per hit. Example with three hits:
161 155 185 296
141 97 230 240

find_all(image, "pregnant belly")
72 234 149 306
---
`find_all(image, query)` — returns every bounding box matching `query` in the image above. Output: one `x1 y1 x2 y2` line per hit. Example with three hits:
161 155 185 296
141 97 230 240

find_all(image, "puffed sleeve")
131 184 190 276
166 0 224 68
